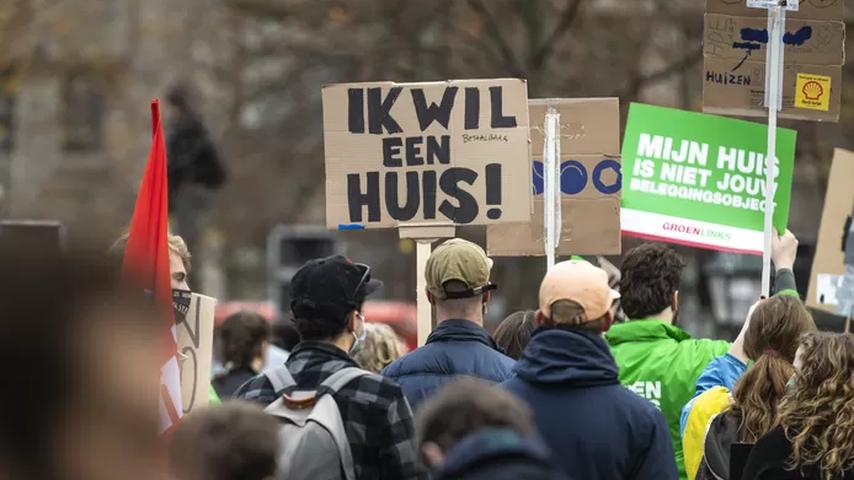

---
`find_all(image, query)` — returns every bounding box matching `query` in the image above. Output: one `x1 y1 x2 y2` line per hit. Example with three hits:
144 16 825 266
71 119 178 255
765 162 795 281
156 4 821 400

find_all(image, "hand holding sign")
772 229 798 270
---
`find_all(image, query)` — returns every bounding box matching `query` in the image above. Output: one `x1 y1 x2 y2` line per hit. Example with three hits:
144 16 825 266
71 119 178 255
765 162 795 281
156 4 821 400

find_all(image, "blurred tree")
0 0 851 307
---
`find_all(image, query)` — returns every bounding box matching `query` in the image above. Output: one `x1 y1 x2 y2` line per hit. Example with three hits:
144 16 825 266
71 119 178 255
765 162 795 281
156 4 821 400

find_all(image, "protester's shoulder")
492 348 515 367
683 386 733 434
382 342 451 374
339 369 408 408
745 426 795 476
382 344 431 376
678 337 730 359
754 426 791 451
233 372 276 404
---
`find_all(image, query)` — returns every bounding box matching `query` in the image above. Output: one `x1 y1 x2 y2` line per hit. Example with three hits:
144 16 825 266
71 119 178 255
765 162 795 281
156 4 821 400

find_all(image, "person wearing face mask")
112 232 223 405
382 238 514 410
235 255 419 480
503 260 677 480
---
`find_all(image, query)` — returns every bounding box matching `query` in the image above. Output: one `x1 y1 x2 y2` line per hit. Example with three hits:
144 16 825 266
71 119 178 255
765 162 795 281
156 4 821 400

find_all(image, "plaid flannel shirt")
235 341 419 480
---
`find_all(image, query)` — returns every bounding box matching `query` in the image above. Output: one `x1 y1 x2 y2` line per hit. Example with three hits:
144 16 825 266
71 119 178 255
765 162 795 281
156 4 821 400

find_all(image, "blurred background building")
1 0 852 335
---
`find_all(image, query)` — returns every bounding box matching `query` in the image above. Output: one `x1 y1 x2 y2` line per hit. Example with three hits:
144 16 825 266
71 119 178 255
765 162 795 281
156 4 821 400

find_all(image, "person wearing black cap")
382 239 514 410
235 255 419 480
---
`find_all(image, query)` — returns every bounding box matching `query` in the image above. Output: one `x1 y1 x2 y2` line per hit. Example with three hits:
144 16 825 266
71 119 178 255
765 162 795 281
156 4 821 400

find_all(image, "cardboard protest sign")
706 0 843 20
703 0 845 122
487 98 621 256
807 149 854 315
176 293 217 413
621 103 795 255
322 79 531 229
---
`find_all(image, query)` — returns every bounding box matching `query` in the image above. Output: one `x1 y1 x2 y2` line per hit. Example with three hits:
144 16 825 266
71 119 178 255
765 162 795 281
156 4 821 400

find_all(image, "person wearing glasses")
382 238 515 410
235 255 419 480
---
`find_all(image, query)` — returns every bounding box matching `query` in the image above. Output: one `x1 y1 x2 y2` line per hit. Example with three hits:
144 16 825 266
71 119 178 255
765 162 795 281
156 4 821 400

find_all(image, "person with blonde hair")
111 232 191 291
354 323 407 373
681 296 816 480
742 332 854 480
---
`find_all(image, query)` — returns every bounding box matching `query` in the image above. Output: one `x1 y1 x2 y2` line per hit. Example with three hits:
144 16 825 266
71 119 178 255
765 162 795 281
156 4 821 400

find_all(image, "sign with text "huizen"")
322 79 531 229
621 103 796 255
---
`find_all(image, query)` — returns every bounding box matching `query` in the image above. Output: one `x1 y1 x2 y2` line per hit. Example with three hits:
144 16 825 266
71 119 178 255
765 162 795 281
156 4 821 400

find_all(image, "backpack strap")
319 367 371 395
263 366 297 396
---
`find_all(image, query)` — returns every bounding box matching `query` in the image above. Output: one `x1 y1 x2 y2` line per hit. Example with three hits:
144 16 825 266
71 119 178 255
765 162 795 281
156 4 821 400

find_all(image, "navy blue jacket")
382 319 514 410
435 428 571 480
502 327 678 480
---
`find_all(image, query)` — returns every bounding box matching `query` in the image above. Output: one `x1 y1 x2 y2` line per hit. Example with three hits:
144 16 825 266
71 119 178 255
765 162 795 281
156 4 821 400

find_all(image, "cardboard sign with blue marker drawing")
703 0 845 122
322 79 532 230
487 98 622 256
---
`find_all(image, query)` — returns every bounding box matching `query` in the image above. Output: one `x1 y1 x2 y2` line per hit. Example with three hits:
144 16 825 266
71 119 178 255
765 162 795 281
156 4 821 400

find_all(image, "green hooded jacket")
606 320 728 480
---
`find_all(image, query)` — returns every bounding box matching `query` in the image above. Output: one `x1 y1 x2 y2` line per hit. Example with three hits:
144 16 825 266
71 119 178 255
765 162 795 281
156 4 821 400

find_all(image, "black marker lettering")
411 87 458 131
439 168 479 224
382 137 403 167
489 86 517 128
422 170 437 219
426 135 450 165
347 88 364 133
347 172 381 222
385 172 420 221
405 136 424 166
367 87 403 134
464 87 480 130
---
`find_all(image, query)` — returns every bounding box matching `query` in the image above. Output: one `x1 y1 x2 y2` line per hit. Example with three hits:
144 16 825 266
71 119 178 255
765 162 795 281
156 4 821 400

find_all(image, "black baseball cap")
290 255 382 322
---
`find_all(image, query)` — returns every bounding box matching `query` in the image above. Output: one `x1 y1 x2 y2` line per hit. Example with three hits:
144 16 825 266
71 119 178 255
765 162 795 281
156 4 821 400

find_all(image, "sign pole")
399 223 455 346
543 107 561 270
760 2 787 298
415 239 433 346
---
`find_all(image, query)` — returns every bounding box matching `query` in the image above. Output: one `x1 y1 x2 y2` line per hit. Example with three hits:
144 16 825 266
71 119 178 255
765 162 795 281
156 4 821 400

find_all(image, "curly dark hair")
778 332 854 480
619 243 686 320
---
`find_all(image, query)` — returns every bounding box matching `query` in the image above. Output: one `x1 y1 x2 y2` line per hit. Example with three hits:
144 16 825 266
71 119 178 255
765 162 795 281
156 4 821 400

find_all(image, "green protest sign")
621 103 796 255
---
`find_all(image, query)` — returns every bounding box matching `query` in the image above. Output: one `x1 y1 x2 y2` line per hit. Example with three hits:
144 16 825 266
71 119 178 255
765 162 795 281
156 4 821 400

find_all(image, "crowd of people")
3 230 854 480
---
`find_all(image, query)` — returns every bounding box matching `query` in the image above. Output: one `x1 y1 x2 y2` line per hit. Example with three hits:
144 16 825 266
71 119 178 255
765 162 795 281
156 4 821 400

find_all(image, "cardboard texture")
807 149 854 314
398 223 455 239
702 0 845 122
487 98 621 257
706 0 844 20
322 78 532 229
704 15 845 66
177 293 217 414
703 58 842 122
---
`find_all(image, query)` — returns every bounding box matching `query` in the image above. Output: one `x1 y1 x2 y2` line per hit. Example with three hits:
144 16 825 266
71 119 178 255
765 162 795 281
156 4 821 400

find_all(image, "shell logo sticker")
795 73 831 111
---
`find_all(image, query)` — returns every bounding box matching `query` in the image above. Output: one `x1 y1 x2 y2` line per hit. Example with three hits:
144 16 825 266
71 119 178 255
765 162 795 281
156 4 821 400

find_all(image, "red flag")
122 99 183 433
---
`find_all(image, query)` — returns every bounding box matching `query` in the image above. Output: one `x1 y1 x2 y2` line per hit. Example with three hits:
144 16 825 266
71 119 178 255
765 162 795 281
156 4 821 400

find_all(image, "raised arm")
731 230 799 363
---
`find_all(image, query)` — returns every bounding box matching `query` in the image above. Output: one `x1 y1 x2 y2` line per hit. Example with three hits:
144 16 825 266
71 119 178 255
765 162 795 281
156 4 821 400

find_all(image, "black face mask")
172 289 192 324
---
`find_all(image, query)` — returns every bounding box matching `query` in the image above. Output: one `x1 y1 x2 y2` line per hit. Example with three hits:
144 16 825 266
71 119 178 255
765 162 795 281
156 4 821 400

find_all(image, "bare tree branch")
616 45 703 97
529 0 585 71
465 0 524 75
226 0 288 19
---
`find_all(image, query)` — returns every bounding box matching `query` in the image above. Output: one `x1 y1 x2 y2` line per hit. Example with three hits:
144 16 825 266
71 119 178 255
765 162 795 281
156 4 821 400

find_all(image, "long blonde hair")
777 332 854 479
729 296 815 442
353 323 407 373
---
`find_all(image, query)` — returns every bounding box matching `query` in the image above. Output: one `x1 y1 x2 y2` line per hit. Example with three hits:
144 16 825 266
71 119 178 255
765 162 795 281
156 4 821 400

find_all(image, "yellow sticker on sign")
795 73 831 112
